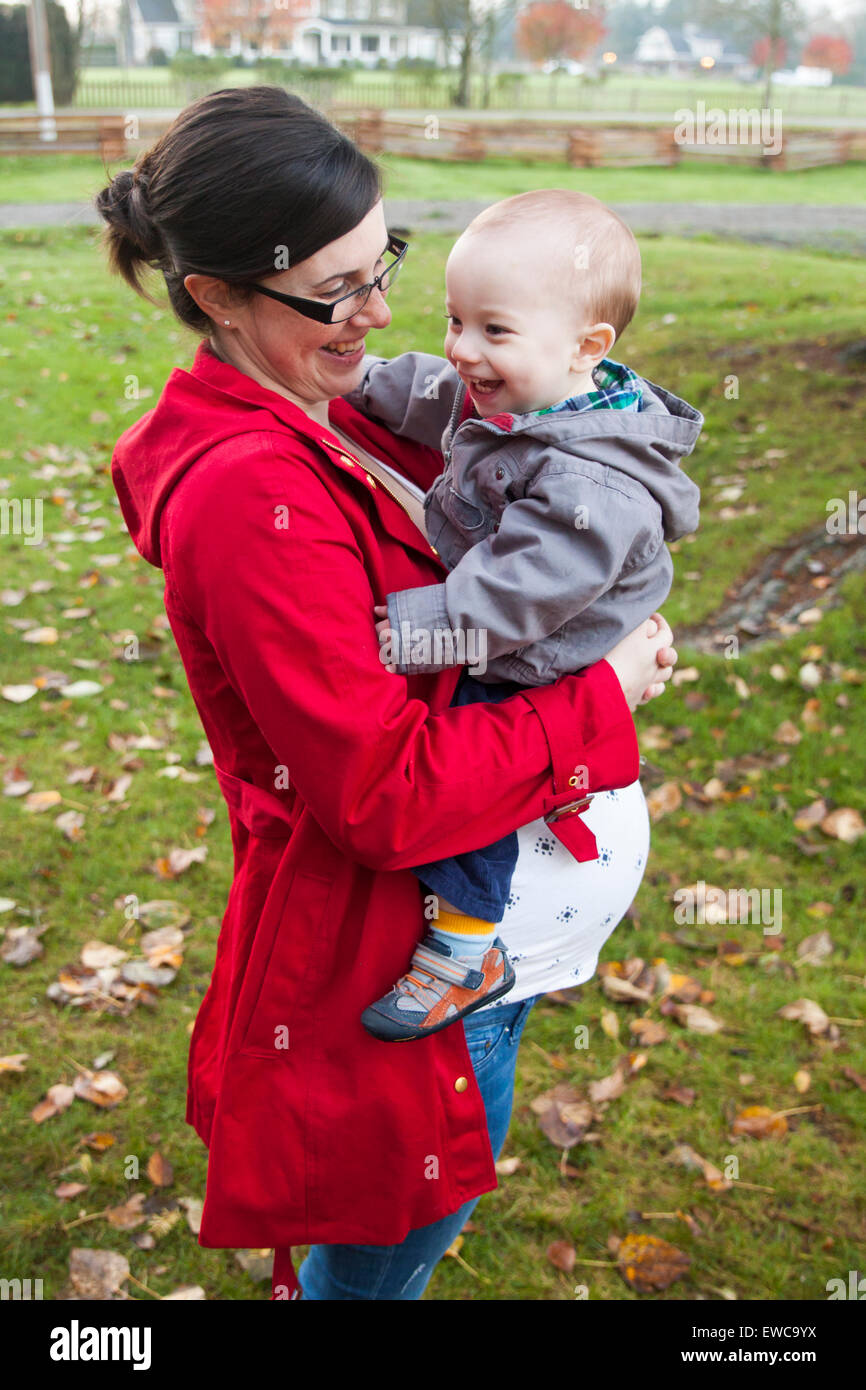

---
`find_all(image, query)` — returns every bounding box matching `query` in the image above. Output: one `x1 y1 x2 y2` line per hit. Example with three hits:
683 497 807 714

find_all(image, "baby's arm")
343 351 467 451
381 466 661 675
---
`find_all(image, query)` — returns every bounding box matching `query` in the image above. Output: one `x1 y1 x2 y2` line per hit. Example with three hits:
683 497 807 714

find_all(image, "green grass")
0 226 864 1300
2 152 865 208
69 65 866 120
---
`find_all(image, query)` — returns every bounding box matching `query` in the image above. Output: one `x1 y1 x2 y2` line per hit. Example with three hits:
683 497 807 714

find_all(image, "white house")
193 0 451 69
634 24 750 78
118 0 196 65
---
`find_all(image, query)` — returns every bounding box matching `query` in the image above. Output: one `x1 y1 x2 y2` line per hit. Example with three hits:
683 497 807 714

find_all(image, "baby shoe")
360 932 516 1042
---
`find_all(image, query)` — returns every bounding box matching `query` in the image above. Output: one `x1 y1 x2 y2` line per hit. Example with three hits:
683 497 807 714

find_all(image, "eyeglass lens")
332 252 403 322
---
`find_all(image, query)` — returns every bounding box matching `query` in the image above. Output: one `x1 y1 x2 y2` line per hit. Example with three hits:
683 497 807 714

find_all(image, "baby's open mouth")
466 377 502 396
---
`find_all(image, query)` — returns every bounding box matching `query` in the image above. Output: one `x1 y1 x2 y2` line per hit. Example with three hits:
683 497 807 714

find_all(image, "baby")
348 189 703 1043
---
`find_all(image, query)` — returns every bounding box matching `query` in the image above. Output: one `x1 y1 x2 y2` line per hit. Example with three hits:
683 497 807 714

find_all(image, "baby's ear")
573 321 616 369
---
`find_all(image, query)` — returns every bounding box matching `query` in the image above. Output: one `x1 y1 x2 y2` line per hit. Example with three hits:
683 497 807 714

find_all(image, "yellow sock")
436 909 496 936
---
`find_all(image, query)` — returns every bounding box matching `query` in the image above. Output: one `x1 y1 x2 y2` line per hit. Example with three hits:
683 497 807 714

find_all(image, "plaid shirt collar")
534 358 643 416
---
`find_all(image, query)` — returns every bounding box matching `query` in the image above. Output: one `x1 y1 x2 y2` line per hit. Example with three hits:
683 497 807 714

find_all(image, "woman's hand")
602 612 677 713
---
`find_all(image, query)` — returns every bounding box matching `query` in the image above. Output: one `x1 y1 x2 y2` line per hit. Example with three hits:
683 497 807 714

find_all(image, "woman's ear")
183 273 236 327
572 321 617 372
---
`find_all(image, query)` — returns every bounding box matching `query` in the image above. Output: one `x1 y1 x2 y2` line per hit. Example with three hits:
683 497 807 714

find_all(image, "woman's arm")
163 435 656 872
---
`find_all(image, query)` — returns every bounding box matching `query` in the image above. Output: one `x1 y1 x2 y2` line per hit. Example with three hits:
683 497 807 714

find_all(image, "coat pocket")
237 870 335 1059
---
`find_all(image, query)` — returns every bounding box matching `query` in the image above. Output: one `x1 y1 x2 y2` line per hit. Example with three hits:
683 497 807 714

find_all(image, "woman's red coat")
111 342 639 1297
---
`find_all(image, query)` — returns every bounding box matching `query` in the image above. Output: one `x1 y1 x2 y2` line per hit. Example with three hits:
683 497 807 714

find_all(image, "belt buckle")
545 794 593 824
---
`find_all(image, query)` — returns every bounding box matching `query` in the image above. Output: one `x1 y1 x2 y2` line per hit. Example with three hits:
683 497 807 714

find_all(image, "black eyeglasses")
248 234 408 324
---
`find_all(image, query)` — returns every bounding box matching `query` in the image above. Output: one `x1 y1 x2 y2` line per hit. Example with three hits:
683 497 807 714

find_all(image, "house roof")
136 0 182 24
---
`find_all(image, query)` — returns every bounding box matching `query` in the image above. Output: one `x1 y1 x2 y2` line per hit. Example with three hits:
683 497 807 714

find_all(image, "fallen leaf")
600 1008 620 1040
68 1248 130 1300
616 1232 690 1292
629 1017 668 1046
794 1070 811 1094
72 1069 128 1108
777 998 831 1037
530 1084 594 1149
547 1240 576 1273
671 1004 725 1035
494 1156 521 1176
55 1182 88 1200
646 781 682 822
2 926 44 966
662 1085 696 1106
106 1193 147 1230
819 808 864 844
732 1105 788 1139
163 1284 206 1300
0 1053 29 1072
23 788 63 813
147 1151 174 1187
796 930 833 965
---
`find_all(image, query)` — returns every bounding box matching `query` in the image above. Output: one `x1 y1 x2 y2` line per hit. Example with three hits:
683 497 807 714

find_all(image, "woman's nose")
351 285 391 331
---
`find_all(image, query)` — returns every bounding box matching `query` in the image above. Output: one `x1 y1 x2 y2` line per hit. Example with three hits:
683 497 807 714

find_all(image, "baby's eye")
444 313 460 326
486 324 508 336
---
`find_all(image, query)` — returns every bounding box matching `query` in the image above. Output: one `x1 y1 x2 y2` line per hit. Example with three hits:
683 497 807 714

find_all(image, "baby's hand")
373 604 397 674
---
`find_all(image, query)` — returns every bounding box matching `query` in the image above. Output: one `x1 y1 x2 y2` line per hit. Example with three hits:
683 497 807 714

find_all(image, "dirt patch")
678 524 866 653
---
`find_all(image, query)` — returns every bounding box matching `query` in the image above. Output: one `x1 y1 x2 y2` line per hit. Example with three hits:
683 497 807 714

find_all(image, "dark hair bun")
96 166 167 298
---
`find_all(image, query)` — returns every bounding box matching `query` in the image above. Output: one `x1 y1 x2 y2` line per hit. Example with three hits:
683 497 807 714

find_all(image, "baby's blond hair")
459 189 642 340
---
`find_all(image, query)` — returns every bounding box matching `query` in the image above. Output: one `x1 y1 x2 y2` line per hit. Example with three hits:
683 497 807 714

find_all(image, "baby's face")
443 229 591 418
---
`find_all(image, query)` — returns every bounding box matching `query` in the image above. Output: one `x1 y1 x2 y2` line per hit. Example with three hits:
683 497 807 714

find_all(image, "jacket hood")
449 375 703 542
111 343 319 569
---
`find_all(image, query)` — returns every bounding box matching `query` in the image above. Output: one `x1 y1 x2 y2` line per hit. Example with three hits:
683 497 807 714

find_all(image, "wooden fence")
332 112 863 171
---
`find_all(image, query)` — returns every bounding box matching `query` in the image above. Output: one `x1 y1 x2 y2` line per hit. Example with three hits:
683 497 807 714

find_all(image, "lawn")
0 226 863 1300
2 153 865 208
70 65 866 120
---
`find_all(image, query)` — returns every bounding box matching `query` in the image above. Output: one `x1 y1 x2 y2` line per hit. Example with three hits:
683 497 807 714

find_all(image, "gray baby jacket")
345 351 703 686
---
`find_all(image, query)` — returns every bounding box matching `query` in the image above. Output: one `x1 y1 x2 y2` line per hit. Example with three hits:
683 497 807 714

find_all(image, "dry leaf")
601 975 652 1004
81 941 128 970
672 1004 725 1035
107 1193 147 1230
819 808 864 844
669 1143 732 1192
616 1232 691 1292
646 781 682 822
494 1156 521 1176
547 1240 576 1273
163 1284 206 1300
663 1085 696 1106
147 1151 174 1187
530 1084 594 1149
82 1132 116 1152
23 788 63 813
796 930 833 965
68 1248 130 1300
629 1017 668 1046
177 1196 204 1233
2 926 44 967
0 1053 28 1072
72 1069 128 1108
794 1070 811 1094
777 998 831 1037
732 1105 788 1139
589 1066 627 1104
600 1008 620 1040
55 1182 88 1200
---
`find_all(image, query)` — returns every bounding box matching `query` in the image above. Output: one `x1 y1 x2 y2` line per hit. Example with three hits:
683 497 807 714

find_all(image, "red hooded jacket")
111 341 639 1298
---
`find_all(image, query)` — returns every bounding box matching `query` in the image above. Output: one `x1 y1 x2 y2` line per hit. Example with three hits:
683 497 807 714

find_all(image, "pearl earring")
224 319 230 326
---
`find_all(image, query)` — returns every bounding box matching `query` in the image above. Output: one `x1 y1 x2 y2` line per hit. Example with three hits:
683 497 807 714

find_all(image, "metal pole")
26 0 57 142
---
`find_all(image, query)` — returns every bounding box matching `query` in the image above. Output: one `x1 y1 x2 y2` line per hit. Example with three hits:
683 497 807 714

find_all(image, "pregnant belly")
488 779 651 1006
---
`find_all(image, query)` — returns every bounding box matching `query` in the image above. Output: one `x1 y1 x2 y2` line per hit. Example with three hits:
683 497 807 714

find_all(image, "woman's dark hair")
95 86 383 334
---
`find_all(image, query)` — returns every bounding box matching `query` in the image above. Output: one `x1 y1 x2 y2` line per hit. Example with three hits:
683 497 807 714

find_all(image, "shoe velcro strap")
410 942 476 987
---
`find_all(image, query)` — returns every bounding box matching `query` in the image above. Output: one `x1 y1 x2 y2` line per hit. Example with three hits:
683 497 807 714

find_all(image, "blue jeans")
297 992 541 1300
411 672 523 921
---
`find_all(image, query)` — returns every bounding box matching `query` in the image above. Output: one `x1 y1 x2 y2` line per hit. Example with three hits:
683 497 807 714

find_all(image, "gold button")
365 473 377 488
338 453 357 468
430 546 439 555
454 1076 468 1093
568 775 582 788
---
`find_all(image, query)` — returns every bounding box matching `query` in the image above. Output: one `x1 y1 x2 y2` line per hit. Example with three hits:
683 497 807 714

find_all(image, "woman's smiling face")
186 199 393 416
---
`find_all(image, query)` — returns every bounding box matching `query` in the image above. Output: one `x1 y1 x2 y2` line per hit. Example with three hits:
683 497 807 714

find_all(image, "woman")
97 86 678 1301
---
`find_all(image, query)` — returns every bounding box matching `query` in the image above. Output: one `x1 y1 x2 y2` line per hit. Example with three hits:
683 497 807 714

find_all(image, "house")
634 24 750 78
117 0 197 65
194 0 451 69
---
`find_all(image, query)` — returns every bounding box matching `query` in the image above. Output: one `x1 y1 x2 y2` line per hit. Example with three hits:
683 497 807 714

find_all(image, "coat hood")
111 343 323 569
448 374 703 542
